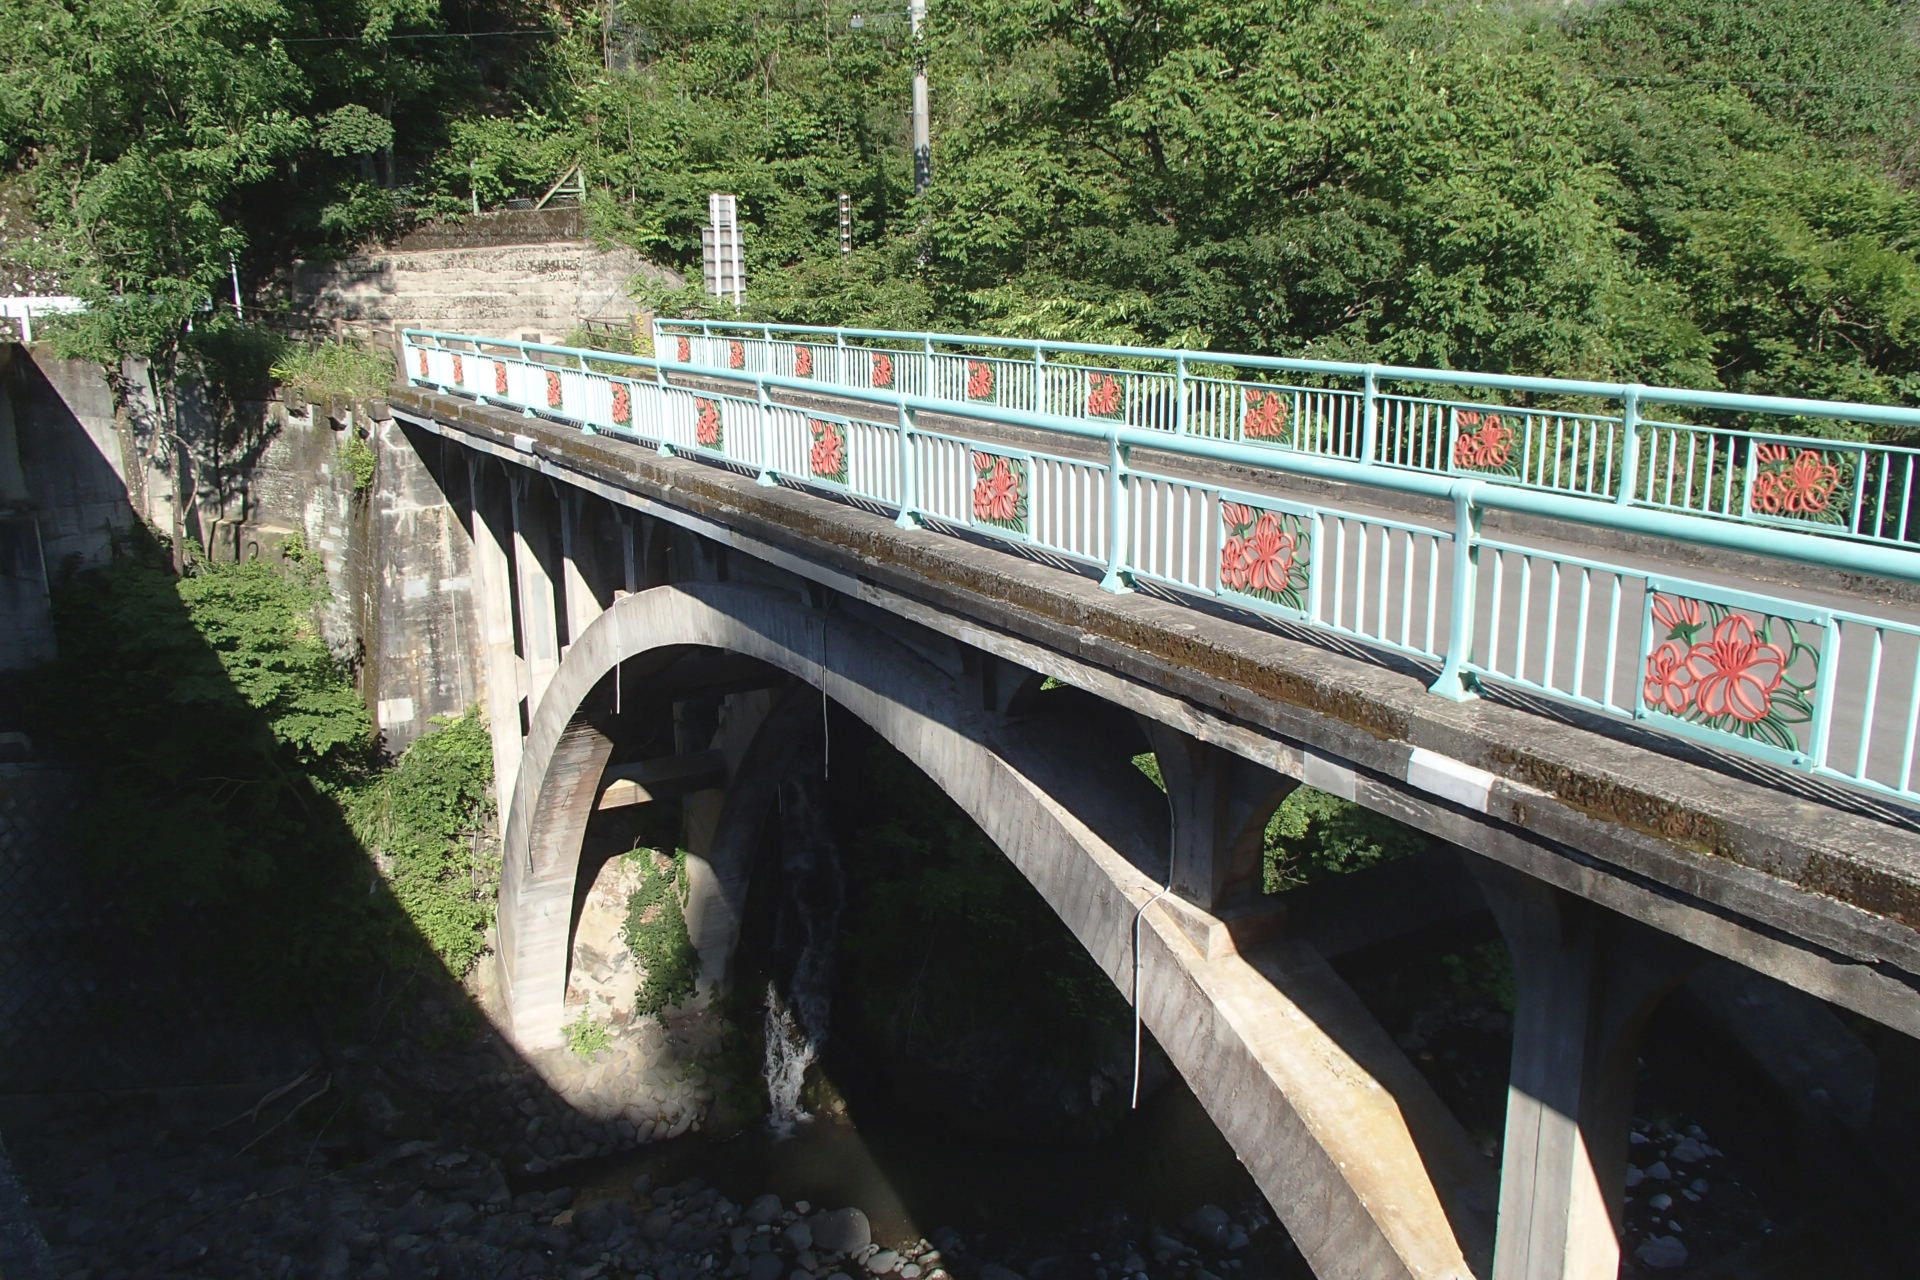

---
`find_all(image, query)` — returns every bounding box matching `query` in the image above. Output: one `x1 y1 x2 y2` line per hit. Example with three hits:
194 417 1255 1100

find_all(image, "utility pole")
910 0 930 194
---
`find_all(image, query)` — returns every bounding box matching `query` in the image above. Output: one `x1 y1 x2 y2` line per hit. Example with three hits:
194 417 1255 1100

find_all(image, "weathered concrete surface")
292 241 681 345
358 419 484 746
497 580 1491 1280
3 345 482 745
393 387 1920 1040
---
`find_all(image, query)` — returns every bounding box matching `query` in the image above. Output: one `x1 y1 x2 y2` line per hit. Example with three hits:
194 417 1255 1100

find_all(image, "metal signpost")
701 194 745 308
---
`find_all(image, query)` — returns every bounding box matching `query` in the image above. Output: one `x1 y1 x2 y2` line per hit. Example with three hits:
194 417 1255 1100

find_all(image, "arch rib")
496 582 1487 1280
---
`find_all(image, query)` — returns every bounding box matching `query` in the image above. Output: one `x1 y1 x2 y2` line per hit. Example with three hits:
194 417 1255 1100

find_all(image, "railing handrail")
403 328 1920 807
650 317 1920 434
405 327 1920 585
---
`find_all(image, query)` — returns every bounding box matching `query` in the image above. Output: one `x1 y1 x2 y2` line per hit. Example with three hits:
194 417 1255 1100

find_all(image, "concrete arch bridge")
382 326 1920 1280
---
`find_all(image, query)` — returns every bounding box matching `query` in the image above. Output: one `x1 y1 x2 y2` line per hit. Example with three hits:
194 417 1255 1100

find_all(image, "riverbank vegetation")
23 531 496 1018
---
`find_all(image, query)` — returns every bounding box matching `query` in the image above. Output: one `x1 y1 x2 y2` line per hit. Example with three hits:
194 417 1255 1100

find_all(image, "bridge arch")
495 579 1489 1280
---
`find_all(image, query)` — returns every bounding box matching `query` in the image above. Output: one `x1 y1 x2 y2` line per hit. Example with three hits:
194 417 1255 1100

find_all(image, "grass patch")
271 338 395 404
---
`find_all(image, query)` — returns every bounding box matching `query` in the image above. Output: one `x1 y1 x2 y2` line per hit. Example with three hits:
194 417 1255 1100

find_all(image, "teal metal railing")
652 318 1920 550
403 329 1920 808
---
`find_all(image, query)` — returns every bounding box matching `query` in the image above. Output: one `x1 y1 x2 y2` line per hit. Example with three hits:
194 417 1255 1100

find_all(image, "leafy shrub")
347 710 498 977
564 1010 613 1058
338 433 376 492
621 848 698 1017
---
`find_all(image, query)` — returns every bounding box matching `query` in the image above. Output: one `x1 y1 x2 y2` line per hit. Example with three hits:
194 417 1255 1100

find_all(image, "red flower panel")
494 362 508 396
417 351 428 378
695 398 723 448
1087 374 1123 419
795 347 814 377
1218 500 1309 611
451 355 464 385
969 451 1027 532
545 371 563 409
1641 591 1819 752
728 340 745 370
611 384 632 426
966 360 994 400
1751 446 1840 518
872 352 894 388
1243 388 1289 440
809 419 847 483
677 336 691 363
1453 411 1514 472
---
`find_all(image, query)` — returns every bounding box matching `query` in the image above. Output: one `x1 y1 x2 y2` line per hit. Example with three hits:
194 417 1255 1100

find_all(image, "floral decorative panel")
1641 590 1821 756
1452 410 1519 476
969 449 1028 535
1750 443 1846 525
694 398 724 451
808 418 847 484
1218 500 1310 614
1242 388 1290 442
966 360 995 401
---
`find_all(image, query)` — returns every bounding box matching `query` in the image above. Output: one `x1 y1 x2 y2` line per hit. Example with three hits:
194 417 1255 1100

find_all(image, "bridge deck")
682 368 1920 829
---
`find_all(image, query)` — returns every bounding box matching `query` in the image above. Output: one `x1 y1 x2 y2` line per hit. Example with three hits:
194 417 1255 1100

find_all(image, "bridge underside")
391 386 1920 1280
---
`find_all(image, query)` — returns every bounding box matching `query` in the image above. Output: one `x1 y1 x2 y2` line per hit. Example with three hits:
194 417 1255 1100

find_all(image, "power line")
1601 73 1920 92
276 28 557 44
275 10 911 45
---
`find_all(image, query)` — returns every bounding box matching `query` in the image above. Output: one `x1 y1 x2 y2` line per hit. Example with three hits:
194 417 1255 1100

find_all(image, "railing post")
1429 481 1484 701
755 379 778 486
1615 385 1643 506
1101 426 1134 593
922 336 934 398
761 323 771 374
895 399 922 529
1175 354 1189 435
1034 345 1046 416
651 317 665 360
1361 365 1380 463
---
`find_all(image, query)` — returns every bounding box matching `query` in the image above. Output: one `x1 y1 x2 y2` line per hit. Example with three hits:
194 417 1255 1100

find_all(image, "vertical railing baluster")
1806 617 1845 772
1362 367 1380 464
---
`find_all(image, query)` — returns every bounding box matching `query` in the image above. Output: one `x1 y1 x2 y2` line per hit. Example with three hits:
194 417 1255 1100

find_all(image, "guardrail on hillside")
0 297 84 344
403 329 1920 809
652 318 1920 551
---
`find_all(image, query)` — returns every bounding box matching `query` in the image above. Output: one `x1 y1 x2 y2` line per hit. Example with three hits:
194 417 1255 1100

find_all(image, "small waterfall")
762 773 846 1137
763 982 816 1135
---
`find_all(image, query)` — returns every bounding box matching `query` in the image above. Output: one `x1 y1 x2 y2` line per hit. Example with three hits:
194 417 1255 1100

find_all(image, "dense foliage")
6 0 1919 422
29 536 497 1016
581 0 1920 423
620 846 699 1017
347 708 498 976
